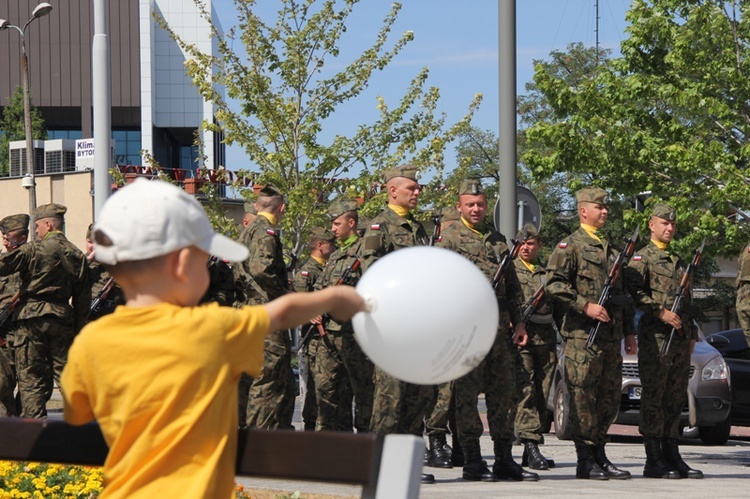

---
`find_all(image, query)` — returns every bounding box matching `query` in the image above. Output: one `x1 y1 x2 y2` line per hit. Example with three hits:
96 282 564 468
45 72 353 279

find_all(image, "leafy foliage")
0 86 47 176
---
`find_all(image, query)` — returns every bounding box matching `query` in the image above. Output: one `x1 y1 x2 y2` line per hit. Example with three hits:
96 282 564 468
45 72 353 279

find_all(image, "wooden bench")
0 418 423 499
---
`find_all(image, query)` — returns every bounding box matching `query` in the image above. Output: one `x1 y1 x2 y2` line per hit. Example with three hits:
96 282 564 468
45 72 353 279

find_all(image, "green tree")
523 0 750 260
0 86 47 176
156 0 480 254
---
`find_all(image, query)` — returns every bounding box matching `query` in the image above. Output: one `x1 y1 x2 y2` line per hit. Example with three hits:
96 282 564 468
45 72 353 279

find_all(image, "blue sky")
213 0 632 170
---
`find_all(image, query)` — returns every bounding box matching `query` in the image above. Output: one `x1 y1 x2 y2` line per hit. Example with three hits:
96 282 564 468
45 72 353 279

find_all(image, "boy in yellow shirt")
61 179 365 498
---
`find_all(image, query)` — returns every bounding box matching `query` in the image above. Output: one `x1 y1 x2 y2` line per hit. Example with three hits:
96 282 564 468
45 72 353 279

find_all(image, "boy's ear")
172 248 190 282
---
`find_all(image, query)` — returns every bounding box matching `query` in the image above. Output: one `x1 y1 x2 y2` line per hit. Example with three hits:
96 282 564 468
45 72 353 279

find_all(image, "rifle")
660 238 706 357
90 277 115 315
0 291 21 347
0 225 21 251
522 280 547 323
429 210 443 247
491 226 527 290
584 226 640 349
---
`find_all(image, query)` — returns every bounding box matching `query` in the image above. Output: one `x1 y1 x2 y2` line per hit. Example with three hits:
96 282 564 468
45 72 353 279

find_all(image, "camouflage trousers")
244 329 296 429
514 342 556 441
298 333 318 431
563 336 622 446
14 317 73 419
0 335 18 417
424 382 454 437
737 283 750 347
455 330 517 445
370 366 432 436
638 327 690 439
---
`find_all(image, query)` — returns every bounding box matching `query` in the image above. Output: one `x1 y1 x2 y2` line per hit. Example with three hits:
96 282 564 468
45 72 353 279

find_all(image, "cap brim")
202 233 249 262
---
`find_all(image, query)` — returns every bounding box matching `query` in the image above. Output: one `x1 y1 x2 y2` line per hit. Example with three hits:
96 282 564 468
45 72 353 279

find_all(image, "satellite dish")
493 185 541 234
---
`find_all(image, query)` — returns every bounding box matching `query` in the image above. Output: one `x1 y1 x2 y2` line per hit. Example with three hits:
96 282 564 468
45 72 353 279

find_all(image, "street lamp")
0 2 54 227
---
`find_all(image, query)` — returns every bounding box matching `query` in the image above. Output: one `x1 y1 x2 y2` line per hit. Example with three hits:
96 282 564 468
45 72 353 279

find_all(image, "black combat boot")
427 434 453 468
521 439 551 470
593 444 631 479
662 438 704 479
420 472 435 484
575 443 608 480
450 432 464 466
643 438 680 479
461 439 497 482
492 441 540 481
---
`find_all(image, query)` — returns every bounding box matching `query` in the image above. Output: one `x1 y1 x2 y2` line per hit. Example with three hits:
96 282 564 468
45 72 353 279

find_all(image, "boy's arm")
264 286 366 332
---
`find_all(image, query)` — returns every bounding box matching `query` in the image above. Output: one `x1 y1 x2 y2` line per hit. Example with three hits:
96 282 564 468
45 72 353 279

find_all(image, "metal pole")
92 0 112 221
498 0 518 237
20 34 38 226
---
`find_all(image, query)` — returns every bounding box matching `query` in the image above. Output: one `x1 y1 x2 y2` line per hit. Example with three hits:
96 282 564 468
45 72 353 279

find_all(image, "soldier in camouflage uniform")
234 185 296 429
85 225 125 322
0 214 30 417
513 223 557 471
625 203 703 479
437 179 538 483
736 240 750 347
312 199 374 433
0 204 90 418
545 187 636 480
293 227 337 431
359 164 436 484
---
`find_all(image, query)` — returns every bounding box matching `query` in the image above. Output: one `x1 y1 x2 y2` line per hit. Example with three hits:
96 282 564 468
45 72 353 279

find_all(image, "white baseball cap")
93 178 249 264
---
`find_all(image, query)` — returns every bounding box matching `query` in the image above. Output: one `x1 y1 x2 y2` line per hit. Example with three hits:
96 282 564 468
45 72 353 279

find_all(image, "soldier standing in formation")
235 185 296 429
545 187 636 480
85 224 125 321
0 204 90 418
313 198 374 432
0 214 30 417
293 227 337 431
437 179 538 483
359 164 436 484
626 203 703 479
736 239 750 347
513 223 558 471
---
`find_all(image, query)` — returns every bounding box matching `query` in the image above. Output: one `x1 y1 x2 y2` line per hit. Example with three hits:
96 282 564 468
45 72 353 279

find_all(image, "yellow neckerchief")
460 216 482 236
339 234 358 250
388 204 409 218
43 230 63 241
520 258 535 272
580 223 601 242
258 212 277 226
651 239 668 251
311 255 326 266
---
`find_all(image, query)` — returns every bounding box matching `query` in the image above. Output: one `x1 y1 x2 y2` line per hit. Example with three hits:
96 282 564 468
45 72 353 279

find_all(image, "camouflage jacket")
513 258 557 345
293 258 325 293
315 238 362 332
87 259 125 321
436 220 523 327
0 231 90 332
625 241 698 340
359 207 429 273
234 215 287 304
737 242 750 287
545 227 634 340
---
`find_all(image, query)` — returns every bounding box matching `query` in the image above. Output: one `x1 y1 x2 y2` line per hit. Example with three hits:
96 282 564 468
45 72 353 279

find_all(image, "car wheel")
698 415 731 446
554 382 572 440
681 425 699 440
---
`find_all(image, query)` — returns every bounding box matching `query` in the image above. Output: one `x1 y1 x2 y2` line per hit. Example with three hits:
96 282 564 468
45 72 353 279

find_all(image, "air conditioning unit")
9 140 45 177
44 139 77 173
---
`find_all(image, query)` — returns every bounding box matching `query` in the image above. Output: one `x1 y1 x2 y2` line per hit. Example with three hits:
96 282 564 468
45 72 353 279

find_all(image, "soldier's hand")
658 308 682 329
583 303 610 323
311 315 323 324
513 323 528 346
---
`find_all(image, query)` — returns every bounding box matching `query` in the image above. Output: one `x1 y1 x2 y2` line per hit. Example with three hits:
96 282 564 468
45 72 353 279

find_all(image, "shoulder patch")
300 271 309 276
747 246 750 253
558 242 568 249
266 228 276 236
632 255 643 261
370 224 380 230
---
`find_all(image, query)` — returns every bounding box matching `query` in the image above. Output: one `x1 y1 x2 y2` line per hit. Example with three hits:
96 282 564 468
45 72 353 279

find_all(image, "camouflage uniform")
314 237 372 432
513 253 557 443
87 260 125 322
234 201 295 430
736 242 750 347
0 204 90 418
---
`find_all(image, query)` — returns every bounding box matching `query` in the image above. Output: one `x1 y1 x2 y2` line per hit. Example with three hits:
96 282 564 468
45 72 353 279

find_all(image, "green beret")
576 187 610 205
326 198 359 220
652 203 676 221
243 202 256 215
383 164 420 183
309 226 336 242
516 223 539 241
33 203 67 220
458 179 485 196
0 213 30 232
258 183 283 198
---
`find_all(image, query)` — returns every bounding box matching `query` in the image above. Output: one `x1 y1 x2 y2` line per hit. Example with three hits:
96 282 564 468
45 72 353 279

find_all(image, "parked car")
548 326 732 445
705 329 750 427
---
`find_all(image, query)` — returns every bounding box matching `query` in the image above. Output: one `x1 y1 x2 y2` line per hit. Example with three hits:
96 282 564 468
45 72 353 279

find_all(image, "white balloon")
352 246 498 385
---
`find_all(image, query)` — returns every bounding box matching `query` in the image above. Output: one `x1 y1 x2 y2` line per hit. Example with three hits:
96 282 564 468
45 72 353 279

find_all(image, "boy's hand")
328 286 367 322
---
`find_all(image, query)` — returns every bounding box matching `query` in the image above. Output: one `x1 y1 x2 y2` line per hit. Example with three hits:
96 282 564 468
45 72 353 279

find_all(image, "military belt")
528 313 555 325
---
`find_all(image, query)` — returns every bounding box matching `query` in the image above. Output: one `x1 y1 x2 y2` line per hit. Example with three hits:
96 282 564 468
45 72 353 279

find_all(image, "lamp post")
0 2 53 227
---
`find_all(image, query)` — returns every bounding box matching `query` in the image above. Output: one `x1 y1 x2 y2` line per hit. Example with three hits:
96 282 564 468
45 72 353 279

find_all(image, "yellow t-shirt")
61 302 270 499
